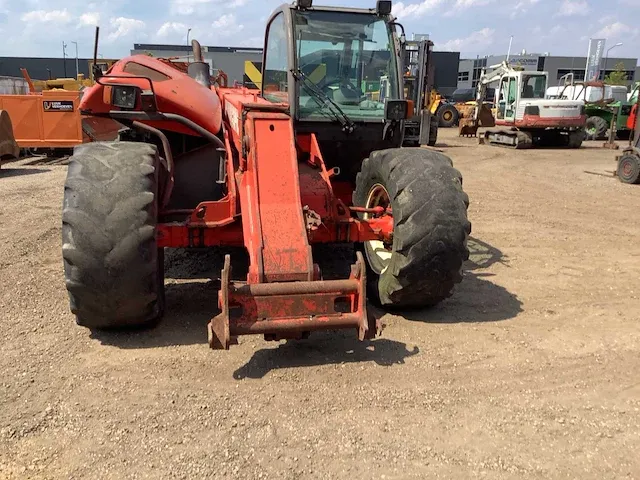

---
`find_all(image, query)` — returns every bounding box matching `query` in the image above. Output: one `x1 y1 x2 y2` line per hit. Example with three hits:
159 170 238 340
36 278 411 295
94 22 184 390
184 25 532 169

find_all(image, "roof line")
132 44 263 53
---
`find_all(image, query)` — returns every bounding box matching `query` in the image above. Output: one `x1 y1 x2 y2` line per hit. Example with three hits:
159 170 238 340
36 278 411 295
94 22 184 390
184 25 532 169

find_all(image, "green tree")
604 62 627 85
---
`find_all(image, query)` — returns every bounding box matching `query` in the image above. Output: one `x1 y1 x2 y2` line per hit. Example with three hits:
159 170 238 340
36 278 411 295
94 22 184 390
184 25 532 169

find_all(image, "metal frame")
72 5 399 349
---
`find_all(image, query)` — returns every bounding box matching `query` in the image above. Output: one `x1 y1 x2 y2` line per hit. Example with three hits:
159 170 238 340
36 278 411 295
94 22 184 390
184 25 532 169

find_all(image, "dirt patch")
1 130 639 479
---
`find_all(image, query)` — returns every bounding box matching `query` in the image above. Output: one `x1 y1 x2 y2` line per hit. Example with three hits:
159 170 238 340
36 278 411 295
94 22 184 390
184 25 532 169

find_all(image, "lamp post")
187 28 192 61
71 41 79 79
62 41 68 77
603 42 623 80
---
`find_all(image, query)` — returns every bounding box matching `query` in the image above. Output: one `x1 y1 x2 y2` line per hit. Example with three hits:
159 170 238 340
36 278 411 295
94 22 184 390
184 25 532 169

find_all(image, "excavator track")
482 129 533 149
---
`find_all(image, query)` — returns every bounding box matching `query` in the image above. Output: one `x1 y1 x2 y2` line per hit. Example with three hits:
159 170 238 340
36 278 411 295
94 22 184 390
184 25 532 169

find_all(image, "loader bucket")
0 110 19 162
458 118 478 137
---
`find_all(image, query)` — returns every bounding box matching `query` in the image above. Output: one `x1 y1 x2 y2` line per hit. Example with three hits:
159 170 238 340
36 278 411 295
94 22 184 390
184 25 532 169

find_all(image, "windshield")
521 74 547 99
293 10 398 121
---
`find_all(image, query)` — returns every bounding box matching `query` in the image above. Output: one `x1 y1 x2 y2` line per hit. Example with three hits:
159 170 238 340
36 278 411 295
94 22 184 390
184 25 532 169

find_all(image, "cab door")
504 76 517 124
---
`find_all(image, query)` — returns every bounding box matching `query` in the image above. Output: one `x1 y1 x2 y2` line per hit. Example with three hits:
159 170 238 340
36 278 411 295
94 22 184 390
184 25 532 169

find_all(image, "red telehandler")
62 1 471 349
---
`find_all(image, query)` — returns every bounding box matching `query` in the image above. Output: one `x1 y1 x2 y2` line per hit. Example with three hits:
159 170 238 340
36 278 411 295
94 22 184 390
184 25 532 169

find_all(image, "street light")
603 42 623 80
62 41 68 77
187 28 192 61
71 41 79 79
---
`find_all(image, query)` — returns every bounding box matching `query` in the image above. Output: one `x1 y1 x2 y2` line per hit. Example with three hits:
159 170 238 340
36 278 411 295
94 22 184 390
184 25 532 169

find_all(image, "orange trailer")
0 90 83 148
0 89 121 152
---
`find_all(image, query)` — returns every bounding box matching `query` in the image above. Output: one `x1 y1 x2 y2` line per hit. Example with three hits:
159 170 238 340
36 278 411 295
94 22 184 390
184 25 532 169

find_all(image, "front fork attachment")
208 252 382 350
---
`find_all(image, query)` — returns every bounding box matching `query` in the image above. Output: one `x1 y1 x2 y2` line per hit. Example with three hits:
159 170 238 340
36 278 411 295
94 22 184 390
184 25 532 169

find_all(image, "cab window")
263 13 289 102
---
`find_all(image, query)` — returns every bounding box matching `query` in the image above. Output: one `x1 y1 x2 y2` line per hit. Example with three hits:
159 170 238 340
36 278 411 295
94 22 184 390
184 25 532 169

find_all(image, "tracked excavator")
459 61 586 149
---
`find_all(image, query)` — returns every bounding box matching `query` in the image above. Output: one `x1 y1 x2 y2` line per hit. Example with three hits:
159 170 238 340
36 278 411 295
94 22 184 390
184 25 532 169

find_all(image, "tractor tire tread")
354 148 470 307
62 141 164 329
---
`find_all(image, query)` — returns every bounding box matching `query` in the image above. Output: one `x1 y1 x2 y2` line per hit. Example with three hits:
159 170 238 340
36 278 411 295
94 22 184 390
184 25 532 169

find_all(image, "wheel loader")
62 0 471 349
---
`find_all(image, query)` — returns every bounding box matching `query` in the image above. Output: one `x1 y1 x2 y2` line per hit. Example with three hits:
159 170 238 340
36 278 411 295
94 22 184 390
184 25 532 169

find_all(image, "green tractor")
583 82 639 140
548 76 639 141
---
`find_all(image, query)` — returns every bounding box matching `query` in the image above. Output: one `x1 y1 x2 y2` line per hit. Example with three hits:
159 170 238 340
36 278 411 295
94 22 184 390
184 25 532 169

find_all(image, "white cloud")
171 0 213 15
593 21 632 38
555 0 589 16
212 13 244 35
21 9 72 23
158 21 187 38
79 12 100 27
439 27 495 52
444 0 495 16
107 17 146 42
511 0 540 18
392 0 445 18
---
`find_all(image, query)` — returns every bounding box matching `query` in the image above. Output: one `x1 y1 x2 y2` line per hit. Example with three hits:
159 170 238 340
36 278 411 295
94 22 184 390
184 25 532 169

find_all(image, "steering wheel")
320 78 361 96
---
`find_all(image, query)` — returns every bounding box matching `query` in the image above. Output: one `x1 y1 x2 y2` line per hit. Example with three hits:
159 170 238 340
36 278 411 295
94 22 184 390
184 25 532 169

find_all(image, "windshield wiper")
291 69 355 134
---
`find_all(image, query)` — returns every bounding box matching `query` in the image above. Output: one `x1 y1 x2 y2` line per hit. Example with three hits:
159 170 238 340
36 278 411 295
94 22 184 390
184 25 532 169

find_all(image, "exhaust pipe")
188 39 211 89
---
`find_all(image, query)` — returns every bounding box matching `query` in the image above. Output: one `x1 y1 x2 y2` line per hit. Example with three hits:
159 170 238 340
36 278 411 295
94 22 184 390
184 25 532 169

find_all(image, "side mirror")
384 99 408 121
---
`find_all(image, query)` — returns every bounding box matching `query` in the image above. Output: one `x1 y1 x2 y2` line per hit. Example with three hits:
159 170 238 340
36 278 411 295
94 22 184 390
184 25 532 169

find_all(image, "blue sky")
0 0 638 62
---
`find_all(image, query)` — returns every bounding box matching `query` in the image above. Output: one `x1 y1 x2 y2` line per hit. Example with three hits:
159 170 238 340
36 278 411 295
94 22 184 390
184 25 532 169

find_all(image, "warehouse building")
457 53 638 90
132 43 461 96
131 44 263 86
0 57 95 80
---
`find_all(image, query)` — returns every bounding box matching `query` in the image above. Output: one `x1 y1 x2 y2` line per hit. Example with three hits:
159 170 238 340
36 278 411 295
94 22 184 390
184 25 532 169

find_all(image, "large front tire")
62 142 165 329
437 104 459 128
353 148 471 308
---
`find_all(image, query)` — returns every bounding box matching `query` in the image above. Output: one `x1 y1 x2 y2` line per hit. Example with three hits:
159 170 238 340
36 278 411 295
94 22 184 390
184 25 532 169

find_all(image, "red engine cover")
80 55 222 136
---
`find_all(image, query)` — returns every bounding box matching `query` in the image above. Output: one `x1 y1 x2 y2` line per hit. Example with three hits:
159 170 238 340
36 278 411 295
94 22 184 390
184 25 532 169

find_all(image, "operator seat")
522 85 535 98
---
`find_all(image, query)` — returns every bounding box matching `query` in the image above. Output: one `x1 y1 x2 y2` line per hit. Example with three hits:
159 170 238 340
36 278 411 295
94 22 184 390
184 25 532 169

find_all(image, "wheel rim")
623 161 632 177
443 110 453 122
364 184 393 275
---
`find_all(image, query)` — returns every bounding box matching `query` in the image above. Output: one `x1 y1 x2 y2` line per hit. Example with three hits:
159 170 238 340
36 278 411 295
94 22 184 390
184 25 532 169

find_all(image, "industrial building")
0 57 95 80
131 44 264 86
457 53 639 90
132 43 461 96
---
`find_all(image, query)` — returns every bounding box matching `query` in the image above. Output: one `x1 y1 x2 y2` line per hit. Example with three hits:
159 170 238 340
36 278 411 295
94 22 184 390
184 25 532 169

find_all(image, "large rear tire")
353 148 471 308
437 104 459 128
62 142 165 329
585 116 608 140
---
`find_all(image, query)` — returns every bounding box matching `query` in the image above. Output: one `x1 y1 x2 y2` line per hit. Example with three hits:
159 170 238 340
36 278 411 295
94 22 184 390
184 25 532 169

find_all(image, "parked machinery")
460 61 586 149
0 109 19 165
615 96 640 184
61 0 471 349
401 38 438 146
547 73 637 140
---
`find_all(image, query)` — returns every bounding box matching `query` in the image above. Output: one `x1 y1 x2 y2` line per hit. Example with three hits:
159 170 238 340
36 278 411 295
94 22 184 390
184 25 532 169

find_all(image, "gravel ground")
1 129 639 479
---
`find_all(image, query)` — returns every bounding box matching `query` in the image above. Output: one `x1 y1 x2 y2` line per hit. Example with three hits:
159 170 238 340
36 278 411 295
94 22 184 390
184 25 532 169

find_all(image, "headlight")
112 86 138 109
